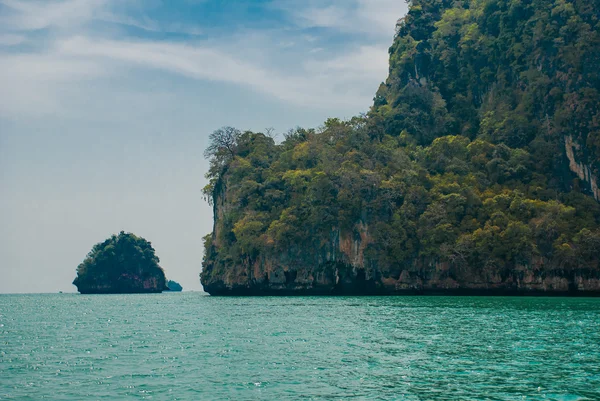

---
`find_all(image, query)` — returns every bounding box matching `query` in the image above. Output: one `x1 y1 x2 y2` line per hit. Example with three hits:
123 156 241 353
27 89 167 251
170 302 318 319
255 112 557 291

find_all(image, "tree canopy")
73 231 167 294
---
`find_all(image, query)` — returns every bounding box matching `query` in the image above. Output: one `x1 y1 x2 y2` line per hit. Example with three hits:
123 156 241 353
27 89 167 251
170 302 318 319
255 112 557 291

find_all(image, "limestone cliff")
201 179 600 295
200 0 600 296
565 136 600 202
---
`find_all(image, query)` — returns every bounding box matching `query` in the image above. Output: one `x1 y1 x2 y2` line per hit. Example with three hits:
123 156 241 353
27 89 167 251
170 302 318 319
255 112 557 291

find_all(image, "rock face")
565 136 600 202
76 277 165 294
73 231 167 294
202 181 600 296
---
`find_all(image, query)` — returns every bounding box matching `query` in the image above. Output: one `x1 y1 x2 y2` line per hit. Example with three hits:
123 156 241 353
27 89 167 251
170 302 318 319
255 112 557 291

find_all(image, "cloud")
0 0 404 118
274 0 408 39
0 33 26 45
95 11 204 36
0 0 203 36
0 0 107 31
53 35 382 110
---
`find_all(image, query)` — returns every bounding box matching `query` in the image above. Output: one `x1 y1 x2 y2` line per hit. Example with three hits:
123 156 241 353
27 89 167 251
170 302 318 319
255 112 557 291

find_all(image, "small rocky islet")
73 231 168 294
166 280 183 292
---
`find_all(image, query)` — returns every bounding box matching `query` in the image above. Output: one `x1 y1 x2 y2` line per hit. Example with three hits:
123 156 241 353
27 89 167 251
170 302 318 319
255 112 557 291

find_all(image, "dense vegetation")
73 232 167 294
201 0 600 294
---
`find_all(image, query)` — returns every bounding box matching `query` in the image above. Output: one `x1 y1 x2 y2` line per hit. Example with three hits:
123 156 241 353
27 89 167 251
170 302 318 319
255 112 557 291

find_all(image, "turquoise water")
1 294 599 400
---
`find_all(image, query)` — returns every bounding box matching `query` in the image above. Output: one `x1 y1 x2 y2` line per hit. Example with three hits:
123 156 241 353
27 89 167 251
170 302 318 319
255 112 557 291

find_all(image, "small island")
73 231 168 294
166 280 183 292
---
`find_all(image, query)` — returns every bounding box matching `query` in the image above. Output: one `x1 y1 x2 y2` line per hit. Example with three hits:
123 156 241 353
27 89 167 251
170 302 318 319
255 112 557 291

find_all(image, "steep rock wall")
565 136 600 201
201 184 600 296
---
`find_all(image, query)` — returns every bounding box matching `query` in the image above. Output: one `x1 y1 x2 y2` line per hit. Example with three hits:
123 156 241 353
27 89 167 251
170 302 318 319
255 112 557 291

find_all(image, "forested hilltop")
201 0 600 295
74 232 167 294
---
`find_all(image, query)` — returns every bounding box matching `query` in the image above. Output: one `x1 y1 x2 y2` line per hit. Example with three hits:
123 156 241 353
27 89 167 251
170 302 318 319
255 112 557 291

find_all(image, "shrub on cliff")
73 231 167 294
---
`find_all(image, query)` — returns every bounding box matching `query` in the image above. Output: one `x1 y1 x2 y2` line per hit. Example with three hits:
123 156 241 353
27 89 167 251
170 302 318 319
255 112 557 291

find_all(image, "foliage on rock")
73 232 167 294
167 280 183 291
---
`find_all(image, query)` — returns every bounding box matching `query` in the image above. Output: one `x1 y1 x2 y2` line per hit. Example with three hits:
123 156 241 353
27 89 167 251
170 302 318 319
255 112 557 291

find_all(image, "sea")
0 293 598 400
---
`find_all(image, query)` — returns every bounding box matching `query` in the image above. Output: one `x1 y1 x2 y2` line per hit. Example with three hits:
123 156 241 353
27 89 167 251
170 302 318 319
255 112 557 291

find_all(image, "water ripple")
0 294 599 400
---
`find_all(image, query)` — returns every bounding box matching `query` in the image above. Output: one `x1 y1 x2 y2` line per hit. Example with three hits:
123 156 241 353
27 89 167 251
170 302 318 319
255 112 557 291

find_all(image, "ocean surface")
1 293 599 400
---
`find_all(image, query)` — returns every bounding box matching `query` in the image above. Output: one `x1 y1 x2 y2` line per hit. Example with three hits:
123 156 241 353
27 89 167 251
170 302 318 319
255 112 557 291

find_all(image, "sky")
0 0 409 293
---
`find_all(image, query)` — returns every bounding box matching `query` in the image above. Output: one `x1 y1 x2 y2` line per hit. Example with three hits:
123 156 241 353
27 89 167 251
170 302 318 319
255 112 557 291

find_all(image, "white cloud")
0 40 387 117
0 0 405 117
0 0 107 31
0 0 203 36
51 35 381 110
0 33 26 45
275 0 408 39
96 11 204 35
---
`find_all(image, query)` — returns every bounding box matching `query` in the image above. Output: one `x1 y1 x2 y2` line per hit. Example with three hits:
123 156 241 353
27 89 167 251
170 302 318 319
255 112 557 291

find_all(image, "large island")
73 231 168 294
200 0 600 295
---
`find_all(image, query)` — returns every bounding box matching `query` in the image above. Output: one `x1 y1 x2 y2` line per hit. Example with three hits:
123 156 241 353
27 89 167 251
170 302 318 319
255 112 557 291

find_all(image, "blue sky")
0 0 409 293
